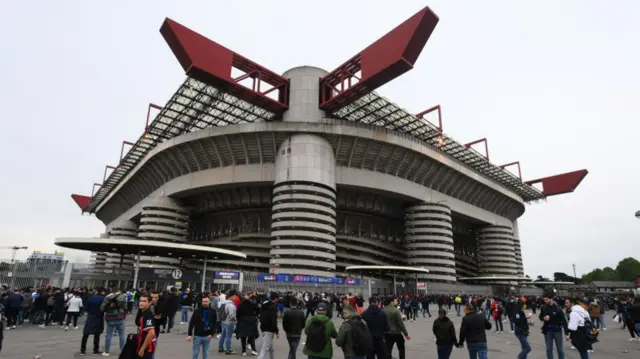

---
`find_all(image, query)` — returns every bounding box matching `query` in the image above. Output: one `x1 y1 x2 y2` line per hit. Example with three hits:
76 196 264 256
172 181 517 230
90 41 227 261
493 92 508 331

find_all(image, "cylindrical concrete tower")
270 66 337 277
403 202 456 282
138 196 189 242
108 220 138 239
512 220 524 276
476 224 518 277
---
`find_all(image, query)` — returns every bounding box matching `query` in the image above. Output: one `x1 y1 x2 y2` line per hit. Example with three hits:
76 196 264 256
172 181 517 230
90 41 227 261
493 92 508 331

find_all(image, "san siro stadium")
58 7 587 293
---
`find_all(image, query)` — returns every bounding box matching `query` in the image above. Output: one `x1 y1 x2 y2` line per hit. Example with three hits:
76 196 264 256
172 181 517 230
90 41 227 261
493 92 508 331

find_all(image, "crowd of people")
0 285 639 359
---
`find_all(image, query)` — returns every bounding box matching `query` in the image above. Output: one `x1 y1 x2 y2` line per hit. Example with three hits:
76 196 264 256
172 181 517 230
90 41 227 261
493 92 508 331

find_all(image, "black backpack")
583 317 599 344
305 320 327 353
351 320 373 356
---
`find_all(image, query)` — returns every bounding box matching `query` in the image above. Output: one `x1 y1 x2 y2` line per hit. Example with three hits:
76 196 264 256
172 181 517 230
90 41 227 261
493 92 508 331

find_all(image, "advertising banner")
213 271 240 284
138 268 202 282
257 273 360 285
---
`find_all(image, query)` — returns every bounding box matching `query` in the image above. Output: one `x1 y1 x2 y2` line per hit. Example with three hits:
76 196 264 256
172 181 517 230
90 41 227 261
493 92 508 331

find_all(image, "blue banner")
257 273 360 285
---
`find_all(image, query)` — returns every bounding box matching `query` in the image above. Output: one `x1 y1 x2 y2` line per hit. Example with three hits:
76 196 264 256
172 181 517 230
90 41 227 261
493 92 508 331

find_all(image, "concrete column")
512 220 524 276
138 196 189 243
476 224 518 277
270 66 337 278
403 202 456 282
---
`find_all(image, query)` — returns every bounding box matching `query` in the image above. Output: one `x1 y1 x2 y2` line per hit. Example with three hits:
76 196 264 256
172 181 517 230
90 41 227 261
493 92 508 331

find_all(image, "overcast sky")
1 1 638 277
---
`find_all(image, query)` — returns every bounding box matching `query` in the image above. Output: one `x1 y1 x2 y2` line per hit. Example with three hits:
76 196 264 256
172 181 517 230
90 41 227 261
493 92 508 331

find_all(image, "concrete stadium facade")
91 66 529 283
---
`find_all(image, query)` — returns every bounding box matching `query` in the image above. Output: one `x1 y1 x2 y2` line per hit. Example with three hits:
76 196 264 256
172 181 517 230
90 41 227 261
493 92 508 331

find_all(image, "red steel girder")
146 103 162 129
319 6 439 112
499 161 522 180
103 165 116 183
464 138 489 160
525 169 588 197
71 194 92 212
160 18 289 113
120 141 135 162
416 104 443 132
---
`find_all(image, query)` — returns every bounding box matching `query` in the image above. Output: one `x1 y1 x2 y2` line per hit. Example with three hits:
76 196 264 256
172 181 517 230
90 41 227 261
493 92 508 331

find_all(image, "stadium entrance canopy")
55 237 246 290
345 265 430 294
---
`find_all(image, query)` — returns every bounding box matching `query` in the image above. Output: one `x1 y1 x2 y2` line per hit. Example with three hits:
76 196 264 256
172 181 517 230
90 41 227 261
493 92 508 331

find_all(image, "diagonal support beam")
464 138 489 161
415 104 443 132
499 161 522 180
161 18 289 113
146 103 163 129
525 169 588 197
319 6 439 112
71 194 92 212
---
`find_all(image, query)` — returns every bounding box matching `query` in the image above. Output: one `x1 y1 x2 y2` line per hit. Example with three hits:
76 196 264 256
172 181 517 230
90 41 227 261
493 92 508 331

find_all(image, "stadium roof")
73 7 588 213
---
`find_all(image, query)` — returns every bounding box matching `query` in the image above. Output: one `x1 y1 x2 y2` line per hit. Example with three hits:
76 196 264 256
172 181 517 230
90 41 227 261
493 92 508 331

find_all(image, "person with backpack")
336 305 373 359
217 293 238 355
303 302 338 359
432 308 459 359
257 292 279 359
100 286 126 356
361 296 390 359
492 299 505 333
283 297 305 359
566 297 596 359
513 301 533 359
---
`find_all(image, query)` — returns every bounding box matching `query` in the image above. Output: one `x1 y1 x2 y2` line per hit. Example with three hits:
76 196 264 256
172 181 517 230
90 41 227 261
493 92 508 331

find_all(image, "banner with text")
257 273 360 285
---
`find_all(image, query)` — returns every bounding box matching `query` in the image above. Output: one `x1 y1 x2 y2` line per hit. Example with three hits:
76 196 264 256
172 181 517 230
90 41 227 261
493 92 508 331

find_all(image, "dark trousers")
66 312 79 327
81 333 101 354
241 336 257 353
6 308 18 327
436 345 453 359
625 318 636 338
286 337 300 359
366 336 388 359
385 333 405 359
127 302 133 314
494 315 504 331
422 304 431 317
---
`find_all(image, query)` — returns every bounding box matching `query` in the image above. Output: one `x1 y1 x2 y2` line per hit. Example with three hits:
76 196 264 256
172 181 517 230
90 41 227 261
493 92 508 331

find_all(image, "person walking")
458 303 492 359
384 296 410 359
101 286 126 356
566 298 592 359
237 292 259 356
283 297 305 359
539 292 569 359
181 289 194 325
432 309 458 359
303 302 338 359
81 288 106 355
361 296 390 359
135 294 158 359
64 292 83 331
187 296 217 359
513 301 532 359
217 294 238 355
336 305 373 359
257 292 280 359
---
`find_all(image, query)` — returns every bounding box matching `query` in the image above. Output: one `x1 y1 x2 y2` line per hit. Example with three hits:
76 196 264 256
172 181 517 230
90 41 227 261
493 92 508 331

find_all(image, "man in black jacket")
187 296 217 359
539 291 569 359
433 308 458 359
362 296 390 359
283 297 305 359
459 304 491 359
257 292 279 359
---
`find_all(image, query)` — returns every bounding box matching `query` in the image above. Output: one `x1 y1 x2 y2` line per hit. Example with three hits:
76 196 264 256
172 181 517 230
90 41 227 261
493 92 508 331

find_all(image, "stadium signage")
213 271 240 284
257 273 360 285
138 268 201 281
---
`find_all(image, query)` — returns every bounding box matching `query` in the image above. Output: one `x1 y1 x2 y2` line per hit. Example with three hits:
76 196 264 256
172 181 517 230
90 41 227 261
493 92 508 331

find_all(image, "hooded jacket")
259 300 279 333
336 314 367 357
303 314 338 358
383 304 408 336
362 304 390 338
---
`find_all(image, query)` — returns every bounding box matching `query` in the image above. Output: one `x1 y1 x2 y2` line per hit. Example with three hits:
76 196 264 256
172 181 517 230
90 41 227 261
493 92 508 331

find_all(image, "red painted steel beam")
464 138 489 160
91 183 102 197
416 104 442 132
499 161 522 180
146 103 162 129
160 18 289 113
120 141 135 162
319 6 439 112
71 194 92 212
525 169 588 197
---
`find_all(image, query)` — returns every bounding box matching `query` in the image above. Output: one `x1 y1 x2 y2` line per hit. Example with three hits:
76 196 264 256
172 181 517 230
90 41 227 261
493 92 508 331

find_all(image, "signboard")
175 281 182 289
138 268 202 282
213 271 240 284
417 282 426 288
257 273 360 285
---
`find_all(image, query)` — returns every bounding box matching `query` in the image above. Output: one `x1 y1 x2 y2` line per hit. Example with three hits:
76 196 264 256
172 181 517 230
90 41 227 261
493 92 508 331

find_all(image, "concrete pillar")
512 220 524 276
403 202 456 282
138 196 189 243
270 67 337 278
476 224 518 277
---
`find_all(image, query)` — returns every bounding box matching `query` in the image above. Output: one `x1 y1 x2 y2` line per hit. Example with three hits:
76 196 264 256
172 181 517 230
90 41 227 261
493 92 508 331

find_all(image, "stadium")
58 7 587 292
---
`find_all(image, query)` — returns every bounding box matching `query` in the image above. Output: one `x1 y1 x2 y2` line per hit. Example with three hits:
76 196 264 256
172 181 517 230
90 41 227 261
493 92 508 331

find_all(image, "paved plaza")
2 306 639 358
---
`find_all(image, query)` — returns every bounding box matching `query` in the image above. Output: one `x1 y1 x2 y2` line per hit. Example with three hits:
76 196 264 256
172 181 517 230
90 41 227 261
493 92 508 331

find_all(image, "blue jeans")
104 319 126 353
437 345 453 359
467 342 488 359
287 336 300 359
182 306 190 323
218 322 235 351
544 331 565 359
517 335 531 359
456 304 461 316
192 336 211 359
